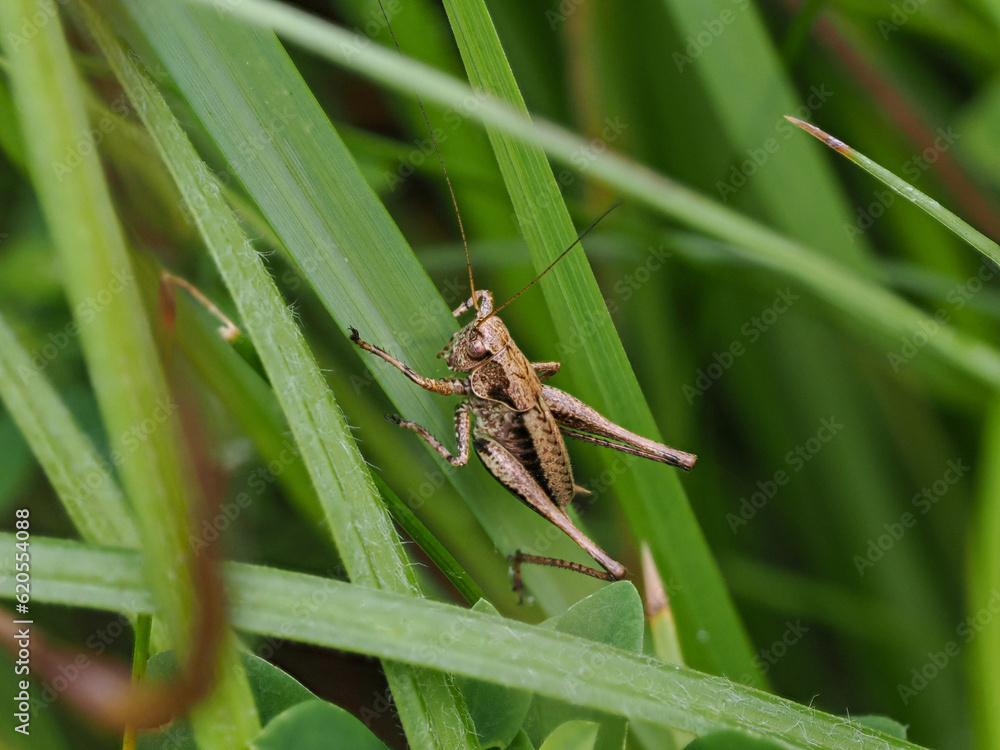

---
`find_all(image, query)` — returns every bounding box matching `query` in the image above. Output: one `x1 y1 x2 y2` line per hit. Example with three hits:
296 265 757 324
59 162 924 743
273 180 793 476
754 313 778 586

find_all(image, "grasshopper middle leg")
386 402 471 467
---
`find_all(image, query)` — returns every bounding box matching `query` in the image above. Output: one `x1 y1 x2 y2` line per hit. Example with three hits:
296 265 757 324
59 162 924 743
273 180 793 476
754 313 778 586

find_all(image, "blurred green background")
3 0 1000 748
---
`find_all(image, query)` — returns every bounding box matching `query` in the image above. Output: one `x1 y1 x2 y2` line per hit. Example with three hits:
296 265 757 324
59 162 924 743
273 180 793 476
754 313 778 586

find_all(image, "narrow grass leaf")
787 116 1000 266
0 309 139 546
2 534 930 750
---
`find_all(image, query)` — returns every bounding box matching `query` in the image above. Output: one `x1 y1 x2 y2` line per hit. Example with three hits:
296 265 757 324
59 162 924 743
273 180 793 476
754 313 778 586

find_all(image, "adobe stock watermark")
15 266 135 383
737 619 811 684
897 588 1000 705
878 0 927 40
887 259 998 372
26 596 144 715
57 397 179 508
853 458 969 576
51 48 174 182
554 240 672 359
726 416 844 533
509 115 630 231
845 126 959 243
672 0 750 72
715 85 833 202
189 437 302 553
682 287 799 404
546 0 586 29
50 93 134 181
178 106 298 227
3 0 71 53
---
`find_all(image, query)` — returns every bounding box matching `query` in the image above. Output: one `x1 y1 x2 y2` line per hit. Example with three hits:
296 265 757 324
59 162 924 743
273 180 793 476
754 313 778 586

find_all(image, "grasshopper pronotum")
350 3 696 591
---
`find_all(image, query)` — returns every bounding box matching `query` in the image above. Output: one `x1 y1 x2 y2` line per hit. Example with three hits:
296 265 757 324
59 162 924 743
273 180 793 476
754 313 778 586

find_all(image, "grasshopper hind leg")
473 437 626 594
509 550 622 598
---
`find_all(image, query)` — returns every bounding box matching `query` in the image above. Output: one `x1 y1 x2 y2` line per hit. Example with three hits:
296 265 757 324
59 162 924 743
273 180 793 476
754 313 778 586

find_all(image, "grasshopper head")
445 315 510 373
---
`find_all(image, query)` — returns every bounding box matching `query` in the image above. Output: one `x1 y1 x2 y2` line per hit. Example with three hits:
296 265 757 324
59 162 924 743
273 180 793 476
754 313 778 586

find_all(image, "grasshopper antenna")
480 200 622 325
377 1 479 312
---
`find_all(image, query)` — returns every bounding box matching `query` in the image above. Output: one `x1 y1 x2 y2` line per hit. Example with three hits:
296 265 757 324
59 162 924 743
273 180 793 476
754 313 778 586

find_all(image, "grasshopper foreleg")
386 402 471 467
349 328 469 398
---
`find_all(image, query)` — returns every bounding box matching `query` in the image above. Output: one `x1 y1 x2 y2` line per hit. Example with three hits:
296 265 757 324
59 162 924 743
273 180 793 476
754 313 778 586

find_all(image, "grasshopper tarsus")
510 550 622 599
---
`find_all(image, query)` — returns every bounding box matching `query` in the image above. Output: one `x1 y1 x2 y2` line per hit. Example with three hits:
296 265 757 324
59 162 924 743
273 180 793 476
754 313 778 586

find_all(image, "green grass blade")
0 2 258 746
0 309 139 547
439 0 759 684
787 116 1000 265
171 290 327 538
659 0 873 264
86 7 477 747
2 533 930 750
372 474 485 604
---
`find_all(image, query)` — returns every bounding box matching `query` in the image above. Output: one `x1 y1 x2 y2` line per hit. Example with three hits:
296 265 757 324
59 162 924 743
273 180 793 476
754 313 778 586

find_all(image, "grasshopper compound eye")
467 336 488 359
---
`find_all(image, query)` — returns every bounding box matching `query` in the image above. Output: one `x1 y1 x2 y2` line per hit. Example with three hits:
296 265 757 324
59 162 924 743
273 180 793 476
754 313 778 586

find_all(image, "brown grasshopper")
349 258 696 589
353 1 696 590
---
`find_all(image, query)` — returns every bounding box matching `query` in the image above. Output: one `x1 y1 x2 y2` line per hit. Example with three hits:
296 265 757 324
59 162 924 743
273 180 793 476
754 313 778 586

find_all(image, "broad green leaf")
252 700 390 750
542 581 643 651
526 583 643 750
242 653 317 724
537 721 599 750
138 650 319 749
686 731 786 750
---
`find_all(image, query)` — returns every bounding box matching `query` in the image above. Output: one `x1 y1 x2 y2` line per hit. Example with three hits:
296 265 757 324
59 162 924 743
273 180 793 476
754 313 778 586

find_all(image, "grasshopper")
352 2 696 591
349 242 696 589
